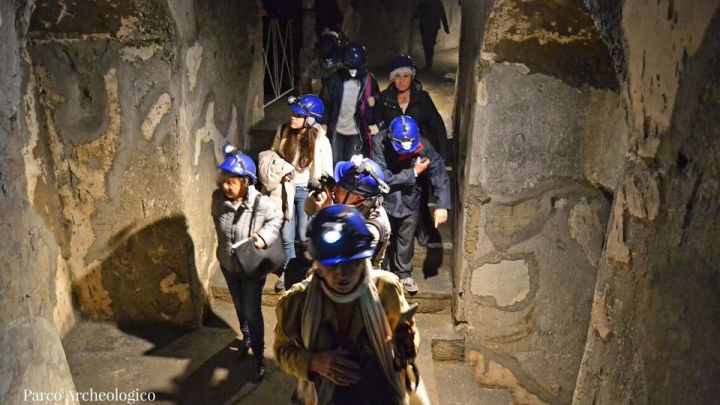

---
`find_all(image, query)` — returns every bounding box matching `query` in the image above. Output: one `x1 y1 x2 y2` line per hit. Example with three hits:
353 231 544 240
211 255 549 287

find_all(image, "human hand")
282 173 294 183
314 191 328 205
369 124 380 134
434 208 448 228
252 234 266 249
309 349 360 386
414 157 430 176
306 191 327 215
367 96 375 107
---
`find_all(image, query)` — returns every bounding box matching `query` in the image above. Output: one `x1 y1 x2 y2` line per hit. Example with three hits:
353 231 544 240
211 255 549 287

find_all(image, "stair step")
416 313 465 362
413 244 454 270
209 263 452 315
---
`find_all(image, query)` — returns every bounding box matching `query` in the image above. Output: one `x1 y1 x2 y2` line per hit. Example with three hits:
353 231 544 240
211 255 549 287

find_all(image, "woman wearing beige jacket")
262 94 333 291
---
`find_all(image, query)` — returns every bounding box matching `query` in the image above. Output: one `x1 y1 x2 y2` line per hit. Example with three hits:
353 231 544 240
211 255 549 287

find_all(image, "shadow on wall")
76 215 204 330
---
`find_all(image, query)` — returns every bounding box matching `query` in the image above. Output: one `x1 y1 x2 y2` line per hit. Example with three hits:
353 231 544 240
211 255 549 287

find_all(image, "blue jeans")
282 185 310 265
220 267 265 358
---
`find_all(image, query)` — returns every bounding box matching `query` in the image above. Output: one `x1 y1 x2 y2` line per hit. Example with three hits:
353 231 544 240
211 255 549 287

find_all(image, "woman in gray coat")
212 148 283 382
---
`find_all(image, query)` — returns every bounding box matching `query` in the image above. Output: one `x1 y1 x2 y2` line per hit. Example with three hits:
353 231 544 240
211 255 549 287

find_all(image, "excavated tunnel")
1 1 719 404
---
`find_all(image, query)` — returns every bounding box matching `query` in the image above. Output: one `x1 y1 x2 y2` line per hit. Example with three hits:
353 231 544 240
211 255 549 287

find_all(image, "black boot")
238 338 251 359
252 355 265 383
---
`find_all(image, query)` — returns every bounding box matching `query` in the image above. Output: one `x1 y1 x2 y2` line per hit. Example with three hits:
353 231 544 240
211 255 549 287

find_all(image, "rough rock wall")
6 0 263 332
2 0 262 400
0 1 78 402
573 1 720 403
453 1 624 403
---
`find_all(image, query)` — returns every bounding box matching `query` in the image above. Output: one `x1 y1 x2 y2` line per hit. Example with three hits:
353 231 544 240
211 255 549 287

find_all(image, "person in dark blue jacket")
370 115 451 294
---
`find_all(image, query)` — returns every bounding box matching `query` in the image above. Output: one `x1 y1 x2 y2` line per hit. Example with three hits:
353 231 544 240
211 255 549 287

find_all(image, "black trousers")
420 28 439 68
387 213 419 279
220 267 265 359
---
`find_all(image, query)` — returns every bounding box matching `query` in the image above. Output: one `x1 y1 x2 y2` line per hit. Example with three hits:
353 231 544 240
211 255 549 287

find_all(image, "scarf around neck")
300 262 404 403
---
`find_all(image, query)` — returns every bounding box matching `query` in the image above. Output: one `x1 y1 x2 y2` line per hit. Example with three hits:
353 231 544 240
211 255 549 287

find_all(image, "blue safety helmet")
318 31 343 61
218 144 257 185
308 205 375 265
288 94 325 121
389 115 421 154
334 156 388 198
343 42 367 70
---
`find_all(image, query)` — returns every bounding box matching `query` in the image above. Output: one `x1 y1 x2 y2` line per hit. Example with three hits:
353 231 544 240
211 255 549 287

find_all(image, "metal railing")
263 19 295 107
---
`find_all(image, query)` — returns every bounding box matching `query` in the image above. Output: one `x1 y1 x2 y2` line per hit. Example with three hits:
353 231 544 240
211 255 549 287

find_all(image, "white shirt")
336 79 361 135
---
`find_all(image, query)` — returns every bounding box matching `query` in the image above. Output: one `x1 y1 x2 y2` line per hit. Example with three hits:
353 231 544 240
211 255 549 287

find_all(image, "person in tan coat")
274 205 428 405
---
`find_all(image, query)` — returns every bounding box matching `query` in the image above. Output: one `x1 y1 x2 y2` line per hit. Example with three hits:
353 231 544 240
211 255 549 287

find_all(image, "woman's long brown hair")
281 124 318 170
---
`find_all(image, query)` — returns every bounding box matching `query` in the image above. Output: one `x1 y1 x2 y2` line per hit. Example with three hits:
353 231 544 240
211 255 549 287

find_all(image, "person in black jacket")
320 42 381 163
371 115 451 295
416 0 449 69
379 55 449 248
378 55 448 160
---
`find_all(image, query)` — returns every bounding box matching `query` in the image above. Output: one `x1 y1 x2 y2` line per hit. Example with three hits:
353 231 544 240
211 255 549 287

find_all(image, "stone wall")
573 1 720 403
453 0 625 403
1 0 263 400
455 0 720 404
1 0 78 402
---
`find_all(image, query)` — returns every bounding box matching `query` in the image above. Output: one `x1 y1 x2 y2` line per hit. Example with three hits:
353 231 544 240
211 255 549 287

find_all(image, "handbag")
232 196 286 279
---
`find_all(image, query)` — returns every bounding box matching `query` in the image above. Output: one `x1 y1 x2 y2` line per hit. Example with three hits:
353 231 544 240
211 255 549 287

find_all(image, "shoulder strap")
248 194 262 238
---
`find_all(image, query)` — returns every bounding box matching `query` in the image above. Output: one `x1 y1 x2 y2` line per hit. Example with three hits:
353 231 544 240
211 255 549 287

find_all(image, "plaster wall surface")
14 0 264 328
2 0 263 399
573 1 720 403
453 0 621 403
0 0 77 402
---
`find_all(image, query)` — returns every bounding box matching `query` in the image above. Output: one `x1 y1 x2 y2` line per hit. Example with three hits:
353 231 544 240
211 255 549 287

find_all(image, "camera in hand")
307 175 336 195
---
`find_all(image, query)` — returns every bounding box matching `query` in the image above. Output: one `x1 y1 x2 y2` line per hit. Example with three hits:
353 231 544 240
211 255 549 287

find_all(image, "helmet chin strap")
303 116 315 128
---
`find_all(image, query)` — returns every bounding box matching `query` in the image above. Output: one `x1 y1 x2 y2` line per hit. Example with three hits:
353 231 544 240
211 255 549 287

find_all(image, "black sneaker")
401 277 419 295
238 338 251 359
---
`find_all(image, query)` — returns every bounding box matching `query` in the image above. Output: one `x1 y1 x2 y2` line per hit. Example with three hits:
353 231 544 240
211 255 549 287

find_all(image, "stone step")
415 314 466 362
413 243 454 271
209 262 453 315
